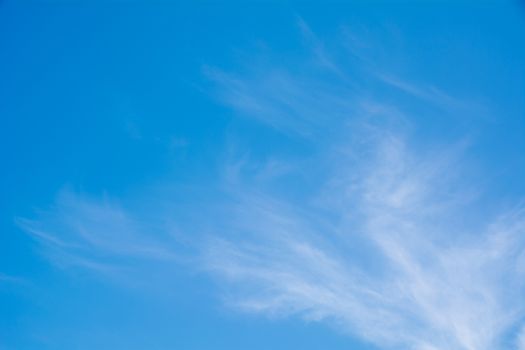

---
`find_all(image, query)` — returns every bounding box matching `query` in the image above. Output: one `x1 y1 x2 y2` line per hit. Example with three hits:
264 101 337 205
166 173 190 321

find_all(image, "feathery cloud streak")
17 189 180 275
203 20 525 350
18 19 525 350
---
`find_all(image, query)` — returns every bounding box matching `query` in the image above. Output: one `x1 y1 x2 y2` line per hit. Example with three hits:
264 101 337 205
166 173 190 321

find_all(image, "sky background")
2 1 525 350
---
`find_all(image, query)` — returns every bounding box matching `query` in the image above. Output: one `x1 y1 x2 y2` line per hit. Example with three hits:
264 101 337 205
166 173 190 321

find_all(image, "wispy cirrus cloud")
0 273 27 286
17 17 525 350
17 189 180 275
377 73 476 112
204 64 356 139
205 131 525 350
202 19 525 350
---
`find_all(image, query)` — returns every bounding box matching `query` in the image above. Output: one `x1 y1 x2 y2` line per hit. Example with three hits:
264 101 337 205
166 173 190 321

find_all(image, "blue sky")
2 1 525 350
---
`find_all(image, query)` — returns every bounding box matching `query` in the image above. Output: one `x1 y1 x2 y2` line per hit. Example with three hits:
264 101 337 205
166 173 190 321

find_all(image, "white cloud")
0 273 27 285
18 18 525 350
17 189 180 274
204 132 525 350
201 21 525 350
518 326 525 350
